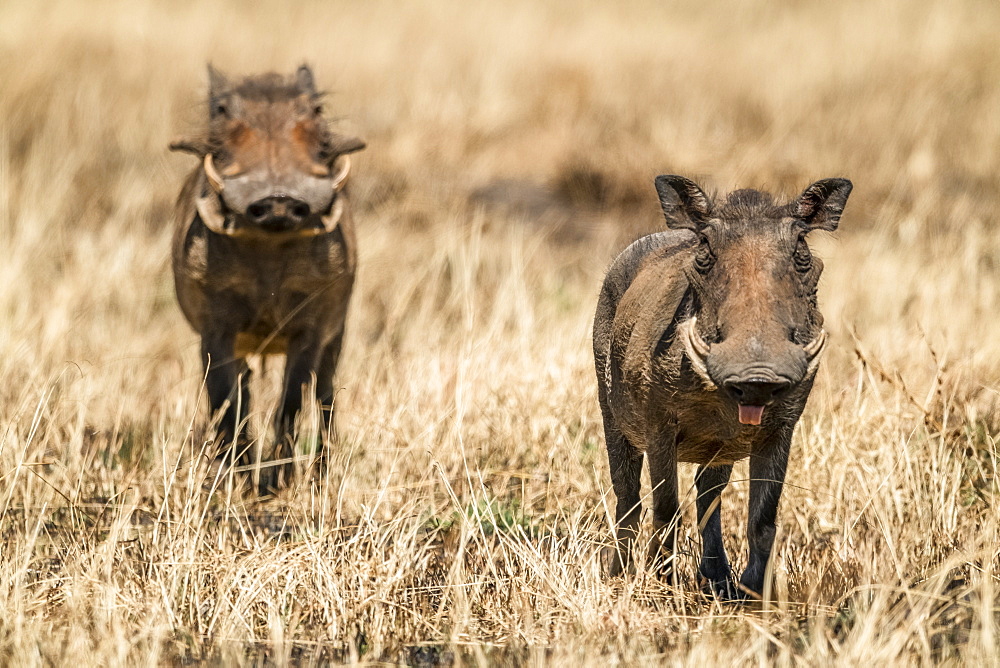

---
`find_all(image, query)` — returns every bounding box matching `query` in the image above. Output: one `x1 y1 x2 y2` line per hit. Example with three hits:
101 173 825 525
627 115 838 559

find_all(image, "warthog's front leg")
695 464 736 598
741 429 792 598
268 335 324 488
315 331 344 439
201 332 251 465
647 429 679 581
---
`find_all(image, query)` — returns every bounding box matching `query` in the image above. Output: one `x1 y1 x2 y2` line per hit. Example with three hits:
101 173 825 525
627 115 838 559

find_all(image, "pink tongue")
738 405 765 425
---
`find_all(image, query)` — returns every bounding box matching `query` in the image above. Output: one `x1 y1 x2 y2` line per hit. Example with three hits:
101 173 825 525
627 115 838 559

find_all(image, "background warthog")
594 175 852 599
170 65 366 488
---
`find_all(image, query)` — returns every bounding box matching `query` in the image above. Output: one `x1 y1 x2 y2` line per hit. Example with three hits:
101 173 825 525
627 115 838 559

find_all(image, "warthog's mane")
713 189 790 222
227 72 322 103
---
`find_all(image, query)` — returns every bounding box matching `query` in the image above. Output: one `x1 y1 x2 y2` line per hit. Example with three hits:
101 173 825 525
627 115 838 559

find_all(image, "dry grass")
1 0 999 664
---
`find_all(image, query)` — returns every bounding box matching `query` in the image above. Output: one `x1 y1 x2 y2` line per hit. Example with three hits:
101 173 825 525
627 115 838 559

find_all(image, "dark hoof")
602 545 634 578
256 463 295 495
700 574 744 602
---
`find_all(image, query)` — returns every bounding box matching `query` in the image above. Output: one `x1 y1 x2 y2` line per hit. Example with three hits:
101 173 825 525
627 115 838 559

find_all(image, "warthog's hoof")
602 545 635 578
700 574 744 602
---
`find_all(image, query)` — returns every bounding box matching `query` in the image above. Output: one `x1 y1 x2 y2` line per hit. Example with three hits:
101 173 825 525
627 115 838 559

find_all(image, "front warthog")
170 65 366 488
593 175 852 598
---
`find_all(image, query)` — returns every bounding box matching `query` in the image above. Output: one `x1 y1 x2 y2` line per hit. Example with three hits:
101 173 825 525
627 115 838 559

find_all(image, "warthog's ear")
328 133 367 155
207 64 230 118
169 137 209 156
793 178 853 231
654 175 711 230
207 64 229 97
296 64 318 97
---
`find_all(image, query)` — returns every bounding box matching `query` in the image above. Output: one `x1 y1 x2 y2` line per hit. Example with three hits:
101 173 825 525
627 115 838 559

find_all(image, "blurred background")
0 0 998 663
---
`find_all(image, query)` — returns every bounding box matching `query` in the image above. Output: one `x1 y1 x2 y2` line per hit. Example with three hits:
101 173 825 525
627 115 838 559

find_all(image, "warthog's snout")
681 316 827 425
722 377 791 404
246 195 313 232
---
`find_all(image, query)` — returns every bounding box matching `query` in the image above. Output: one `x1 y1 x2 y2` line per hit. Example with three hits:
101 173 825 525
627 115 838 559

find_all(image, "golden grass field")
1 0 999 664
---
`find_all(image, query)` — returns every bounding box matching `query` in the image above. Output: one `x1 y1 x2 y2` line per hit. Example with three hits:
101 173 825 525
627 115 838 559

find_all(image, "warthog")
593 174 852 598
170 65 366 487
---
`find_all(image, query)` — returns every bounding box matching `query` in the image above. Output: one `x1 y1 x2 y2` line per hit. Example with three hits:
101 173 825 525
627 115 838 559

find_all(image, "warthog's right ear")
207 64 231 118
654 175 711 230
169 137 209 156
328 133 367 156
793 178 853 231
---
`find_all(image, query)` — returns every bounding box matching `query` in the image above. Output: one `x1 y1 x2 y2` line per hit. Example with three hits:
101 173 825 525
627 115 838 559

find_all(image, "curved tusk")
194 192 231 235
203 153 225 193
688 316 711 357
680 318 716 390
319 197 346 234
803 329 828 358
804 329 828 376
330 155 351 192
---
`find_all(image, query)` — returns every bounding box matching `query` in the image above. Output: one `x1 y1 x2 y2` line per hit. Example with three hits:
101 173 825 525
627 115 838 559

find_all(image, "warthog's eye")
316 142 332 163
694 236 716 274
313 104 324 116
793 237 812 273
213 103 229 118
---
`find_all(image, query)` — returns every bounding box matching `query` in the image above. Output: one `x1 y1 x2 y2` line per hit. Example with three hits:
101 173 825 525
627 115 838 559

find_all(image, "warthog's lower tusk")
195 192 229 235
331 155 351 192
804 329 828 376
687 316 711 357
203 153 224 193
680 318 717 390
803 329 827 358
319 197 345 234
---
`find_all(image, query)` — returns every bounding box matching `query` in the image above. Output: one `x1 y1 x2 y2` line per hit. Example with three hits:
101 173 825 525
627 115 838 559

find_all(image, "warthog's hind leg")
647 430 680 582
606 431 642 577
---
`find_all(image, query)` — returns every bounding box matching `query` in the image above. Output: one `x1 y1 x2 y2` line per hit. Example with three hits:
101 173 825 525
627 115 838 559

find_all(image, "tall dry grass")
0 0 999 664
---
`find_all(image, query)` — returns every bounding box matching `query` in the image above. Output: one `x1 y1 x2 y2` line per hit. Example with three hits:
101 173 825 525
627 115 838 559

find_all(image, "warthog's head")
655 175 852 426
171 65 366 237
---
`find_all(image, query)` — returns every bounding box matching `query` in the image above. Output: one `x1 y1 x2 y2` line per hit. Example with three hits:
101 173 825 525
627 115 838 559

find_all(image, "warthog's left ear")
793 178 853 231
328 133 367 156
654 175 711 231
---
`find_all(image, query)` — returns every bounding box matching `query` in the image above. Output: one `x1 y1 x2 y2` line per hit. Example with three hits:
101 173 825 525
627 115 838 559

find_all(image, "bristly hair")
230 72 323 102
715 189 785 221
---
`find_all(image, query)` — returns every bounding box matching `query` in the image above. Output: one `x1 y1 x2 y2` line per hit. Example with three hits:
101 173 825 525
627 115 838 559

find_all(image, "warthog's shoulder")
594 230 697 433
600 230 697 307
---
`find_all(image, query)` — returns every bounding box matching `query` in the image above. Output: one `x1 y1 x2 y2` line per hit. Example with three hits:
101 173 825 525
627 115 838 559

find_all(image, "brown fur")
594 175 852 599
170 65 366 491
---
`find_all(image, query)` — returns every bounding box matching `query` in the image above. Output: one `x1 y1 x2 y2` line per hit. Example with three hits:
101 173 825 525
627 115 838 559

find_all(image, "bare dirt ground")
0 0 999 664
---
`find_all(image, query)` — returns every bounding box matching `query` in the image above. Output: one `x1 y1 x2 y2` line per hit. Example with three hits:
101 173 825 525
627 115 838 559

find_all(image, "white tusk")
804 329 828 376
203 153 225 193
803 329 828 358
680 318 717 390
688 316 711 357
319 197 345 234
331 155 351 192
195 192 230 235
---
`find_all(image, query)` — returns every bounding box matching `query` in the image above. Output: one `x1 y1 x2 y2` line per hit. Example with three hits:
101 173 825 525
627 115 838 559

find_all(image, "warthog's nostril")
722 378 792 406
247 201 271 222
290 202 311 219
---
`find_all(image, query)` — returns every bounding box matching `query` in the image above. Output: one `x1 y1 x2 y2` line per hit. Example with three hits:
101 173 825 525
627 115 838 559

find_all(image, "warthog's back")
594 230 697 443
